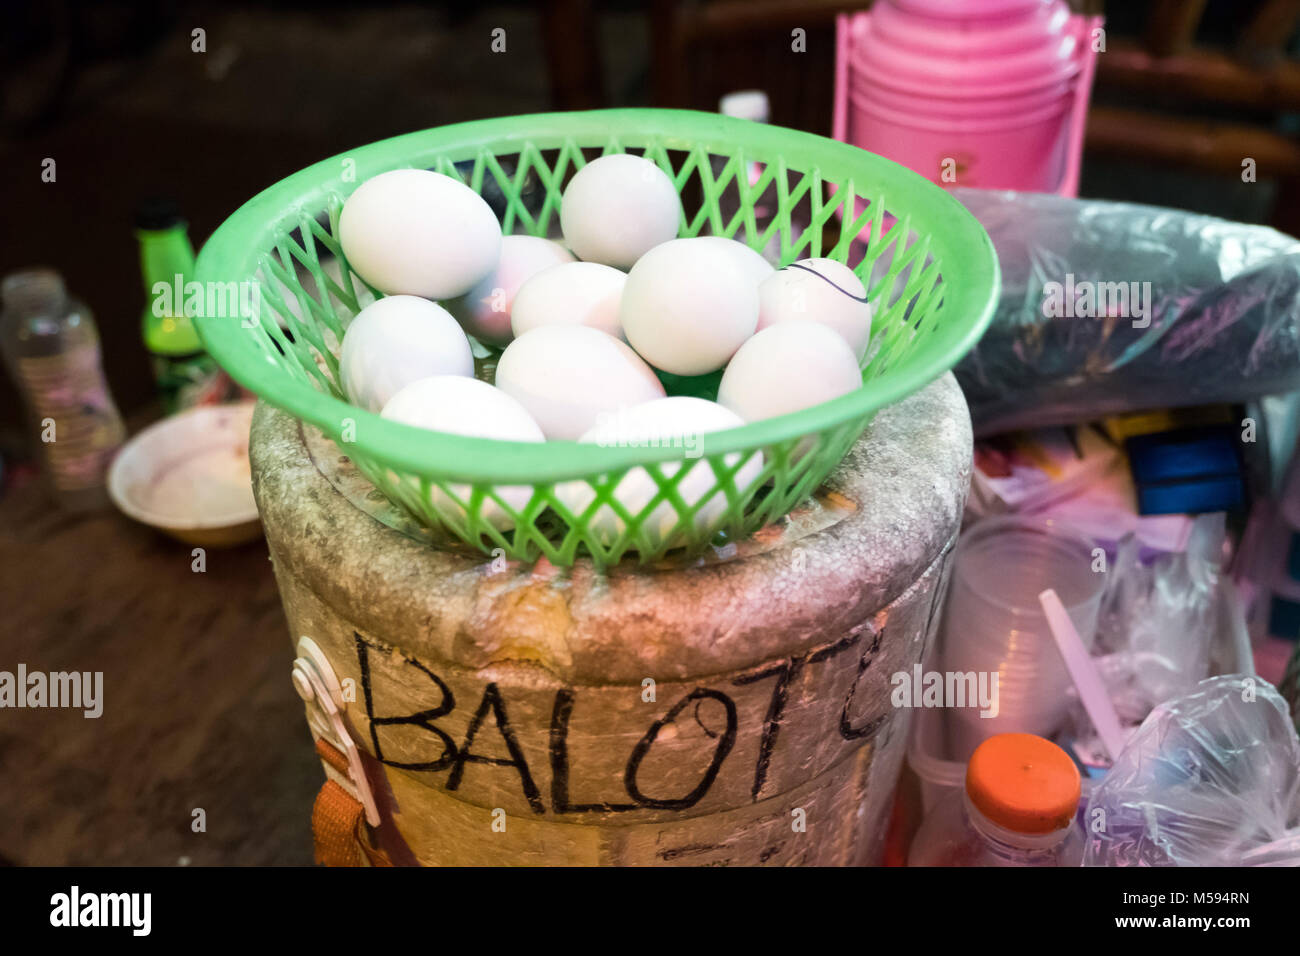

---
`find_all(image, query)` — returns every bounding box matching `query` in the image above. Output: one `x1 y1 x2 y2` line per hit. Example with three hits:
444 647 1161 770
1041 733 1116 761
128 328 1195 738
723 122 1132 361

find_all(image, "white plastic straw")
1038 588 1127 761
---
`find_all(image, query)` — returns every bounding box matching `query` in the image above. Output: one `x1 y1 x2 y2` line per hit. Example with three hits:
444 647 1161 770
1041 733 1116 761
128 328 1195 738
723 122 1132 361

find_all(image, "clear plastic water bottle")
908 732 1084 866
0 268 125 511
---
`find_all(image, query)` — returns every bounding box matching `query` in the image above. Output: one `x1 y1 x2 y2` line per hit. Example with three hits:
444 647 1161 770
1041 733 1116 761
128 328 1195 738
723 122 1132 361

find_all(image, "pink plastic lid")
850 0 1082 97
892 0 1048 19
873 0 1072 56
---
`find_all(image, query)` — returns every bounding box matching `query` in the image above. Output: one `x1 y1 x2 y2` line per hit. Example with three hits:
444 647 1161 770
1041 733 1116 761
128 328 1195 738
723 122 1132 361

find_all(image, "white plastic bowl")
108 400 261 547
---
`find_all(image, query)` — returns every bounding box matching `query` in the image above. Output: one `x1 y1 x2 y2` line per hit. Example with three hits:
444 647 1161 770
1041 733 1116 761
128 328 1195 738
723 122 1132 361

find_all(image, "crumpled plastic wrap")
1083 675 1300 866
951 189 1300 437
1088 513 1225 722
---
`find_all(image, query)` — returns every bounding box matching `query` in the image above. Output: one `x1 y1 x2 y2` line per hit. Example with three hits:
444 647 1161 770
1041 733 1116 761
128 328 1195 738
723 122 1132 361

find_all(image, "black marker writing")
448 682 545 814
625 687 737 811
785 261 870 303
550 688 637 813
840 625 886 739
357 632 457 771
734 630 861 802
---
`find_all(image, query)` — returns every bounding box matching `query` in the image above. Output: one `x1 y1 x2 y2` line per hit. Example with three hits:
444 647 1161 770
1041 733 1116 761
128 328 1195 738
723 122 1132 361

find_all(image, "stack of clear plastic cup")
939 515 1105 761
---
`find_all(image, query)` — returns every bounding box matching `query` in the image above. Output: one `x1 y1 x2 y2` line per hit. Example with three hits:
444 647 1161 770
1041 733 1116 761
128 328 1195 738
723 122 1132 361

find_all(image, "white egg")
756 257 873 360
495 325 665 440
620 237 760 376
511 261 628 340
339 295 473 413
450 235 575 347
558 396 761 548
717 322 862 427
560 154 681 268
697 236 776 287
381 376 544 530
339 168 502 299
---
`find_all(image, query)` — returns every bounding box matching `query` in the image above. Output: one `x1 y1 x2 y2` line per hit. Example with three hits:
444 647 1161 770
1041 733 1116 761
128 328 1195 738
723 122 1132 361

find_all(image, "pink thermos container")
833 0 1102 195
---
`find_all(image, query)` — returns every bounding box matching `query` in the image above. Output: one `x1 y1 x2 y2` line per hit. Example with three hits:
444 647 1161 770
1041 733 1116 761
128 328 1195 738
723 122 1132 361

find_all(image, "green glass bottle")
137 198 230 413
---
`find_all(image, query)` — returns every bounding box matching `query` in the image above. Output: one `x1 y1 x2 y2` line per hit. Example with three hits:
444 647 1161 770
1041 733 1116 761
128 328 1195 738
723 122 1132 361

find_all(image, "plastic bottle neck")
962 788 1074 855
2 269 69 318
138 225 202 354
137 226 196 302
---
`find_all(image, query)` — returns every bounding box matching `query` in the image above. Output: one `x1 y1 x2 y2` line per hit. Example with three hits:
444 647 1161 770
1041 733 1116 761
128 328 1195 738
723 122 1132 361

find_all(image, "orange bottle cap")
964 733 1081 834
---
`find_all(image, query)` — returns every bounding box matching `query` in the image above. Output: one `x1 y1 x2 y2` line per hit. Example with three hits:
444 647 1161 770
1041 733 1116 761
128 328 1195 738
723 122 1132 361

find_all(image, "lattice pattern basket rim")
195 109 998 484
194 108 998 565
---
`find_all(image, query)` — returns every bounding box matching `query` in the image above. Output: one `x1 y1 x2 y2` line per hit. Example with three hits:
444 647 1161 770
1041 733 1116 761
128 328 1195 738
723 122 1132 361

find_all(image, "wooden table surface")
0 465 319 866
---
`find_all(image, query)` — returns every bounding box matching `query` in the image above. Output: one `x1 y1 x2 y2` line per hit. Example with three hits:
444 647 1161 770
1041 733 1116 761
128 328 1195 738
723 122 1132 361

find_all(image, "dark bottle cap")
136 196 183 231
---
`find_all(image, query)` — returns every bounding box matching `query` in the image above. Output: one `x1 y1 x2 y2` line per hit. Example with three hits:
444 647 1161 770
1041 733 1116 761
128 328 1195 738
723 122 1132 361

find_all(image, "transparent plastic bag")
952 189 1300 436
1083 675 1300 866
1088 513 1224 721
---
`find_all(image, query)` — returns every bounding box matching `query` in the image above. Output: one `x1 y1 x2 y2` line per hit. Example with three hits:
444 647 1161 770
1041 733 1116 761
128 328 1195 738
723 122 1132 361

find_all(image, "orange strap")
313 779 366 867
311 740 393 867
317 737 350 775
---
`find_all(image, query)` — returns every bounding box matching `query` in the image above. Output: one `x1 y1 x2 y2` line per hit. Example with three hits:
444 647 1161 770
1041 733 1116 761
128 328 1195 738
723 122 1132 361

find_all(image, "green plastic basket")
194 108 998 567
